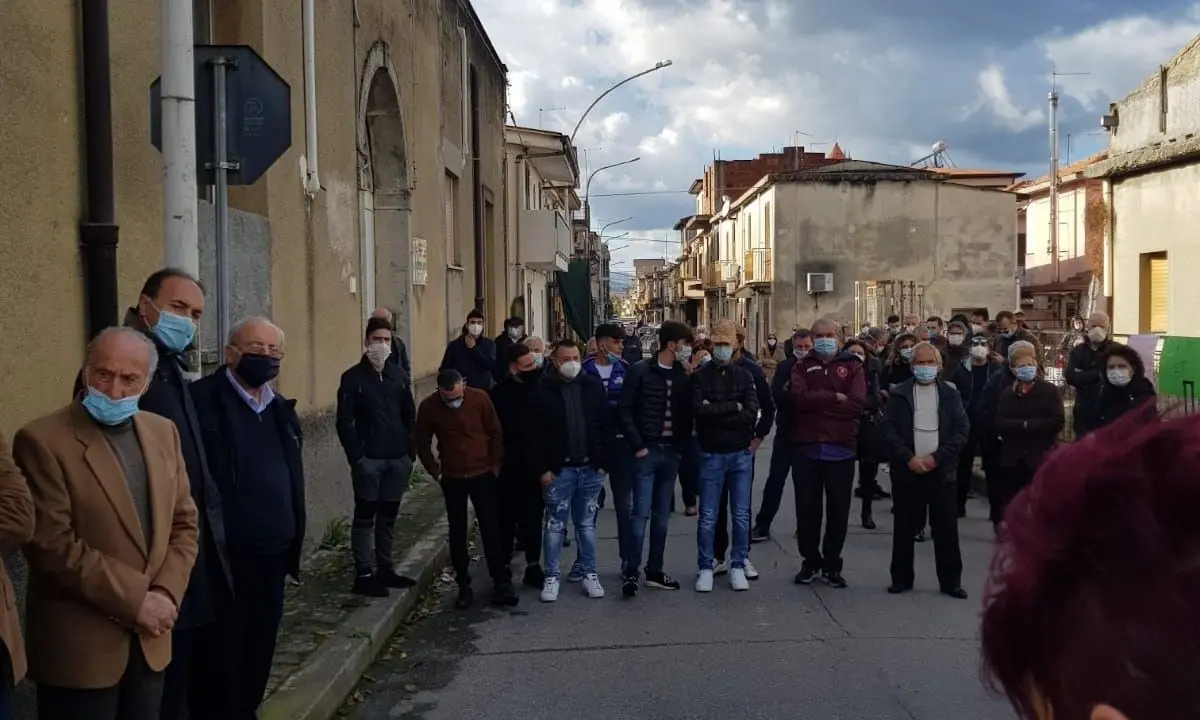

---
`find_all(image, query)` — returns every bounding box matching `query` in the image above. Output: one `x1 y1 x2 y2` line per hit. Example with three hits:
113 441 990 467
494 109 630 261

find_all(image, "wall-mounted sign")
412 237 428 285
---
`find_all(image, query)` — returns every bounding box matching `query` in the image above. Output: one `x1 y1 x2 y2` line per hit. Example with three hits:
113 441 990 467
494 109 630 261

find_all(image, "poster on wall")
412 237 428 285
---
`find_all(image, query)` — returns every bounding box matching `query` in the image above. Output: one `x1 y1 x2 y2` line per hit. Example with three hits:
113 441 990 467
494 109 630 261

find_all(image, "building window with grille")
1139 251 1168 334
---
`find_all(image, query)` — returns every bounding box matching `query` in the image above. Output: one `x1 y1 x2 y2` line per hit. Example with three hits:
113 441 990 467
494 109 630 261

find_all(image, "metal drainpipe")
469 67 485 313
80 0 119 338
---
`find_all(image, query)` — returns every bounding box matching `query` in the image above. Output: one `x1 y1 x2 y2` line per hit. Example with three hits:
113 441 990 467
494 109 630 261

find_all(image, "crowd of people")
0 262 1181 720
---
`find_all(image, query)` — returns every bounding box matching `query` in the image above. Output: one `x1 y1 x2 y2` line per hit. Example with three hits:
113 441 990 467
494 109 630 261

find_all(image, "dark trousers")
498 469 544 568
159 624 224 720
889 470 963 589
792 454 856 572
715 456 755 563
37 641 163 720
0 649 11 720
678 437 700 509
955 432 983 514
351 498 402 574
858 461 879 516
441 473 508 586
990 461 1036 526
753 436 793 531
199 549 289 720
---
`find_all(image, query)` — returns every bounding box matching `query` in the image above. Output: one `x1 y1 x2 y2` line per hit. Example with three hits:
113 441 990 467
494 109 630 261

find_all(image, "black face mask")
235 353 281 389
519 369 542 383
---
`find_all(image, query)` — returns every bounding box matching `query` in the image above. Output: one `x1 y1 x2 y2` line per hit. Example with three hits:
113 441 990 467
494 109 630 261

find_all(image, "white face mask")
467 322 483 337
558 360 582 379
971 323 985 334
948 333 965 347
365 342 391 369
969 345 990 360
507 326 523 340
1107 367 1131 386
1088 326 1107 344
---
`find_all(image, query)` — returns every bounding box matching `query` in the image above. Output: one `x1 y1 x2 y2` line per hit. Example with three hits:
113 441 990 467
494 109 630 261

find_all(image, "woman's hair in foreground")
981 406 1200 719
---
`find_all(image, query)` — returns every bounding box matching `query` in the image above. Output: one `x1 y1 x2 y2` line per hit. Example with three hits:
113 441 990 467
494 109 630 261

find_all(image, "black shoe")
854 485 866 499
351 573 389 597
914 530 927 543
645 571 680 590
887 583 912 594
491 583 520 607
941 586 969 600
749 526 770 544
873 487 890 499
861 514 876 530
522 564 545 589
621 576 639 598
563 535 572 548
793 564 819 584
822 569 848 588
377 568 417 589
454 585 473 609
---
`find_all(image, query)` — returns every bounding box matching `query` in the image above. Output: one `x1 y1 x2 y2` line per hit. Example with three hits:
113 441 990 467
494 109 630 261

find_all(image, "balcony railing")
743 248 773 284
706 260 736 289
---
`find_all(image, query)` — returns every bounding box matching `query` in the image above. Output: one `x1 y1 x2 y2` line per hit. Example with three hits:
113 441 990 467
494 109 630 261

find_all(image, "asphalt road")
342 438 1015 720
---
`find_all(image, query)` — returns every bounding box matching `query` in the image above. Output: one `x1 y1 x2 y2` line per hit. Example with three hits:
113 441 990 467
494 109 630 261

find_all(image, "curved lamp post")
570 60 673 144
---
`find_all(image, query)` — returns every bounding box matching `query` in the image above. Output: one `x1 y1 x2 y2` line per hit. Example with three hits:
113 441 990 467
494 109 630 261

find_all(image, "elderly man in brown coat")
13 326 199 720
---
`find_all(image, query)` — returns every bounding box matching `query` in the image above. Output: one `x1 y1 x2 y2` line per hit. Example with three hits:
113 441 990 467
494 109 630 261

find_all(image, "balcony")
743 248 773 285
519 208 571 272
706 260 736 290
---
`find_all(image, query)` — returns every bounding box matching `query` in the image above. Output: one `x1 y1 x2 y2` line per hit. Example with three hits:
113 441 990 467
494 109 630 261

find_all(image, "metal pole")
161 0 199 273
1049 90 1060 284
210 56 238 348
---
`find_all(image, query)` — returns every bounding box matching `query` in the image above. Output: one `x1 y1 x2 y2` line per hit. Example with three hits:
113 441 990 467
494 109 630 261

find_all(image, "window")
763 202 772 248
1140 251 1168 333
523 163 533 210
444 171 461 266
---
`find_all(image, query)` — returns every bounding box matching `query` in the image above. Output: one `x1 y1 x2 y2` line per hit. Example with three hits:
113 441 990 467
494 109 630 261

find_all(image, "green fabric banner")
556 260 593 341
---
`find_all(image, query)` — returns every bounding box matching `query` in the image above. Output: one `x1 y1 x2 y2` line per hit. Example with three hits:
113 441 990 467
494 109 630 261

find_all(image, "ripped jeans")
542 466 606 579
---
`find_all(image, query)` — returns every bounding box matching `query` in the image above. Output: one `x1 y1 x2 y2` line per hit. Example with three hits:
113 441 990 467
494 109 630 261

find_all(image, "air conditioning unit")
806 272 833 294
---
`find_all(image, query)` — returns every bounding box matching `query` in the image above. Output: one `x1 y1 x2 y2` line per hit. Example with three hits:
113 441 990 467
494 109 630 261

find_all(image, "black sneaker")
887 583 912 594
491 583 520 607
861 514 876 530
941 586 969 600
749 526 770 544
644 571 680 590
523 564 546 588
822 569 848 588
377 568 417 589
621 576 639 598
915 530 927 543
454 585 473 609
351 573 389 597
793 564 819 585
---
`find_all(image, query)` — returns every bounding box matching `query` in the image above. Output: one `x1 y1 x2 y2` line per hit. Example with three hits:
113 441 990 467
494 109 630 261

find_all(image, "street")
342 436 1014 720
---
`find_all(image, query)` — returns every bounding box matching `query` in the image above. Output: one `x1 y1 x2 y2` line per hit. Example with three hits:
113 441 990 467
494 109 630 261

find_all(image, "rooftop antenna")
1048 71 1090 284
910 141 954 168
538 106 566 128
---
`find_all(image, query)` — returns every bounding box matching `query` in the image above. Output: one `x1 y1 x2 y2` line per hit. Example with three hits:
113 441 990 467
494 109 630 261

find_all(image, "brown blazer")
13 404 199 689
0 435 35 685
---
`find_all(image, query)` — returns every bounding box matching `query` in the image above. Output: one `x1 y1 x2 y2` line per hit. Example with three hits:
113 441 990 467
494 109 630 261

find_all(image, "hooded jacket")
789 351 867 449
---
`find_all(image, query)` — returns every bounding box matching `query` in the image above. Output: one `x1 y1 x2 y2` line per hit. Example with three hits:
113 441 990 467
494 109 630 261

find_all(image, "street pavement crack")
473 635 976 657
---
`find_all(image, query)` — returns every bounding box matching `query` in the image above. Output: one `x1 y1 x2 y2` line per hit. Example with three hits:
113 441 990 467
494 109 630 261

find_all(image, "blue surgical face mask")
532 354 545 368
81 385 143 426
443 397 464 409
928 329 938 339
913 366 938 384
899 347 914 362
813 337 838 357
1014 365 1037 383
605 351 621 364
712 345 734 363
676 344 693 362
150 307 196 353
698 354 712 365
793 348 810 361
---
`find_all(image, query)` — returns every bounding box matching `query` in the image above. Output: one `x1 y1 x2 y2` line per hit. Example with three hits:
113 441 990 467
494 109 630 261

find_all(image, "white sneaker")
540 577 560 603
730 568 750 591
582 573 605 599
695 569 714 592
713 561 729 576
744 558 760 580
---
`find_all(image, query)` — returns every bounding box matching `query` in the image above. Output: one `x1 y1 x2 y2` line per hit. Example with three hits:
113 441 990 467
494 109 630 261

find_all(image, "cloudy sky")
473 0 1200 288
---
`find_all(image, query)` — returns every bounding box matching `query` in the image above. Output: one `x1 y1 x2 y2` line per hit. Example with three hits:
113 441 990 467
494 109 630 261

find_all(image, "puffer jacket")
690 361 759 453
618 358 692 453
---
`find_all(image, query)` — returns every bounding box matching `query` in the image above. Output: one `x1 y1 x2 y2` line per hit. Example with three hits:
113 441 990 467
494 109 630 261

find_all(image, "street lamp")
583 156 639 328
570 60 673 144
598 217 632 240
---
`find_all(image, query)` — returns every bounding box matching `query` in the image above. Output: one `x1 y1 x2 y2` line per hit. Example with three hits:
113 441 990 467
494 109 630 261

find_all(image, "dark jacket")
493 332 524 383
857 353 888 463
789 352 867 449
190 369 307 579
440 335 497 391
1094 375 1156 430
386 335 412 378
618 358 692 452
335 357 416 465
883 378 970 483
734 353 774 439
690 362 759 453
770 356 797 438
949 357 1006 424
530 372 610 474
582 356 629 437
883 361 913 390
994 378 1064 468
73 311 232 630
489 375 544 479
1065 339 1115 435
622 335 644 364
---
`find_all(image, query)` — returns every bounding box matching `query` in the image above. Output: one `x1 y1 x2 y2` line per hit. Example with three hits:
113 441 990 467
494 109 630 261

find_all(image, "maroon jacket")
789 352 867 448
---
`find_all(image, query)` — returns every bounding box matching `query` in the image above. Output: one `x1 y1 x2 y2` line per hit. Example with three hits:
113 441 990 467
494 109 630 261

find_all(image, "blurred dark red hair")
981 405 1200 719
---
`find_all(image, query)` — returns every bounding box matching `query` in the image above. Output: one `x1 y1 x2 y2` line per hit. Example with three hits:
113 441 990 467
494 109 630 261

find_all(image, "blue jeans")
697 450 753 572
627 444 680 579
607 436 637 571
542 466 605 578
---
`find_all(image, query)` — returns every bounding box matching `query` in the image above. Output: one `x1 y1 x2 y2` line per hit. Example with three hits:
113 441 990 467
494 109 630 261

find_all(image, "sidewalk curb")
259 515 454 720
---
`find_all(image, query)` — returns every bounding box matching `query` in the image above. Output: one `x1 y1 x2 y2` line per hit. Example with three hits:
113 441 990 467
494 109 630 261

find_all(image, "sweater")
415 387 503 479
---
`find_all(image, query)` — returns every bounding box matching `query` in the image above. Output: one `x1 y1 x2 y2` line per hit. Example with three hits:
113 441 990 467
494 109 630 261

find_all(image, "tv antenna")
910 140 954 168
539 106 566 128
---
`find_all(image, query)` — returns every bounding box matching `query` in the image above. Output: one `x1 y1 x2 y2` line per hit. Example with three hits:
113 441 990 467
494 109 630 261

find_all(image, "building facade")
1086 33 1200 337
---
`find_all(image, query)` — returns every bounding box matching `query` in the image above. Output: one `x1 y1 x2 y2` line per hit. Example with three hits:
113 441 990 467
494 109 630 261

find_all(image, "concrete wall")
772 179 1017 332
1109 35 1200 155
1111 163 1200 337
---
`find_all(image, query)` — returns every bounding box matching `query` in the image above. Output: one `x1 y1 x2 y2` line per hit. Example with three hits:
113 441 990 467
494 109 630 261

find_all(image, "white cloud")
976 65 1045 132
1044 8 1200 108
